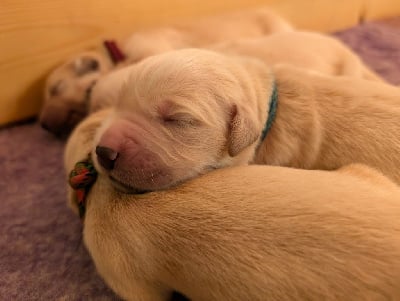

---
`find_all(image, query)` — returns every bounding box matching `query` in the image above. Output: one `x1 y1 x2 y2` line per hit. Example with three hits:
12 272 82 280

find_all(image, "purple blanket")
1 18 400 300
335 18 400 85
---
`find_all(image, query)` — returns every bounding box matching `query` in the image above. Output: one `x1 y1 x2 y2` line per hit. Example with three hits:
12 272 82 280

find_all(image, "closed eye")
162 113 200 127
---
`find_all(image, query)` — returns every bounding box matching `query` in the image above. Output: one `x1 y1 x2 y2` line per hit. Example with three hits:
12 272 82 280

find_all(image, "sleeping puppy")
94 49 400 193
122 7 293 64
211 31 382 81
40 52 112 135
89 31 383 114
40 7 292 135
65 109 400 301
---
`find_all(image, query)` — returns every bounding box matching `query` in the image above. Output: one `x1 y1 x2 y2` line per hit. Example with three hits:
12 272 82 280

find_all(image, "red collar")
103 40 126 65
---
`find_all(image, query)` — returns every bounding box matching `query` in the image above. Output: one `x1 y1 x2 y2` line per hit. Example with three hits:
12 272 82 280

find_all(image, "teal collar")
260 81 278 141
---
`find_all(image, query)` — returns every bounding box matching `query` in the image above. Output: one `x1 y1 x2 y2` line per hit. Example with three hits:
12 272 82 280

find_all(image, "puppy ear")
228 104 260 157
73 56 100 76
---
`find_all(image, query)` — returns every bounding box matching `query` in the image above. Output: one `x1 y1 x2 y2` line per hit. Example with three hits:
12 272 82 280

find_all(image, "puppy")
40 7 292 134
93 49 400 193
65 109 400 301
89 31 383 114
211 31 382 81
122 7 293 63
40 52 112 134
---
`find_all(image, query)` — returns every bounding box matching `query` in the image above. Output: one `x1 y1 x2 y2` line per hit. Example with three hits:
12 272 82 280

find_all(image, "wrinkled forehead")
117 50 236 112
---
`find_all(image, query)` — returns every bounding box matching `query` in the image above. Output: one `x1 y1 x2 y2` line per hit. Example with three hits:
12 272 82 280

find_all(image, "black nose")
95 146 119 170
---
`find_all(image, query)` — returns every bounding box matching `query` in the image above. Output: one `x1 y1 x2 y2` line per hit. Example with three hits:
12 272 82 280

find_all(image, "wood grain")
0 0 398 125
364 0 400 20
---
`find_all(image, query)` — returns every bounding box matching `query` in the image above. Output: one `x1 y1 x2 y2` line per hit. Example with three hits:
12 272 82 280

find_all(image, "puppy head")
40 52 112 136
93 49 270 193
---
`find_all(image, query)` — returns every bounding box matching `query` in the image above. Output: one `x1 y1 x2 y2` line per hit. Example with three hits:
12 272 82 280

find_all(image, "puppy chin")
109 176 150 195
108 162 221 194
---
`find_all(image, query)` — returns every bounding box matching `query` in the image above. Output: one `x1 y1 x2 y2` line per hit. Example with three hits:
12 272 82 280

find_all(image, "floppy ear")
228 104 260 157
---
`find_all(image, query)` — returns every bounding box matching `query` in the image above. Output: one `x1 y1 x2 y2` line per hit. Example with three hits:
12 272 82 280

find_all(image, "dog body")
211 31 382 81
65 110 400 301
93 49 400 192
40 7 292 134
256 65 400 181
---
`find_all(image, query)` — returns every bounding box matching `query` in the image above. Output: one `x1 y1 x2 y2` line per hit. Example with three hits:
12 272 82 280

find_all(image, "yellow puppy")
40 7 292 135
65 109 400 301
89 31 383 115
211 31 382 81
93 49 400 193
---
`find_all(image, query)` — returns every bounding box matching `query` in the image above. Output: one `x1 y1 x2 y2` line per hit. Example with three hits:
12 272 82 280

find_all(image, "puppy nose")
95 146 119 170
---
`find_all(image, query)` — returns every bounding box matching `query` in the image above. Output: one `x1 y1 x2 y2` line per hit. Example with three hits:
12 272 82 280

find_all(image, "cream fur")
40 7 292 134
256 64 400 183
90 31 383 115
211 31 382 81
65 110 400 301
40 51 112 135
94 49 400 192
